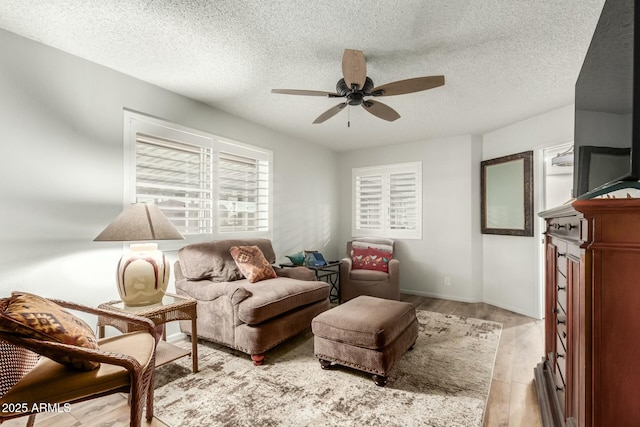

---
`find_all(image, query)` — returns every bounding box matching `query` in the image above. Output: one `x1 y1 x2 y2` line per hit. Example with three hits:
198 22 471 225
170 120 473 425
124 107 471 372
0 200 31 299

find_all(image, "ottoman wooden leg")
373 374 387 387
319 359 332 370
251 354 265 366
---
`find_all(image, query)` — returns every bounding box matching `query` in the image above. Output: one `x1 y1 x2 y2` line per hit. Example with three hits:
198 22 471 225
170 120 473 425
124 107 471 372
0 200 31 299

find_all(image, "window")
124 111 272 242
352 162 422 239
136 134 214 235
217 143 270 233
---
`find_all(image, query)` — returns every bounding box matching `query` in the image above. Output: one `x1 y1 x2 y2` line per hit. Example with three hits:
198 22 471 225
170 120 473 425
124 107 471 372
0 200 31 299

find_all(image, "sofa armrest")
340 257 352 269
223 282 251 305
176 279 228 301
273 266 316 281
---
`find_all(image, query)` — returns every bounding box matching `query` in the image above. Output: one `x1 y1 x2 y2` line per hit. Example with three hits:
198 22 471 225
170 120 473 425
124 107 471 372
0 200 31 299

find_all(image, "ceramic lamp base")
116 243 169 306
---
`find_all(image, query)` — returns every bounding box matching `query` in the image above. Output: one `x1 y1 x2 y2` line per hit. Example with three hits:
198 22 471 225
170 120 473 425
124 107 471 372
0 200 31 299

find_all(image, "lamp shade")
94 203 184 242
94 203 184 306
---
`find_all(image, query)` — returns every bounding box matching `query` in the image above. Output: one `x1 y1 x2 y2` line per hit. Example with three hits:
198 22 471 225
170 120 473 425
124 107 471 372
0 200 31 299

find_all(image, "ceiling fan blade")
342 49 367 90
362 100 401 122
313 103 347 124
271 89 341 97
371 75 445 96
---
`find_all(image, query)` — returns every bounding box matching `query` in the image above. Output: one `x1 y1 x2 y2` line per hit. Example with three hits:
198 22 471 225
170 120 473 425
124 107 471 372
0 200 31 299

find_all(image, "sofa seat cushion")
238 278 329 325
349 268 389 281
311 296 416 350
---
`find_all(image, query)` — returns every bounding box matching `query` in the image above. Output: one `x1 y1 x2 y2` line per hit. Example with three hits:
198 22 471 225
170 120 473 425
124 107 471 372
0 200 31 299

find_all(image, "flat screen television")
573 0 640 198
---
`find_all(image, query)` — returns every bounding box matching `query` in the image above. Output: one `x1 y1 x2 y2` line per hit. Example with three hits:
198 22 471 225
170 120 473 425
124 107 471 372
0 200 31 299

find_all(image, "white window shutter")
352 162 421 239
355 173 383 230
217 150 270 233
135 134 214 235
388 170 418 231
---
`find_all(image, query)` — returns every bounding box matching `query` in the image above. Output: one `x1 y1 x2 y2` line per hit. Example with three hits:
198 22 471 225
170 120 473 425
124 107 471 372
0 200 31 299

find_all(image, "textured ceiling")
0 0 606 151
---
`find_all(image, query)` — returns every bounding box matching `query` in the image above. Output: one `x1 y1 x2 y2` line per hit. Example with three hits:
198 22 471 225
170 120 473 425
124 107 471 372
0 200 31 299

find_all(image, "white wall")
338 135 484 302
482 105 574 318
0 29 339 313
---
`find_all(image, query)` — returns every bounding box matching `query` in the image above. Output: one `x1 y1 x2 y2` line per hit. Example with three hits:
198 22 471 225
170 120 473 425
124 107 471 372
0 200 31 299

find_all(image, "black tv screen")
573 0 640 198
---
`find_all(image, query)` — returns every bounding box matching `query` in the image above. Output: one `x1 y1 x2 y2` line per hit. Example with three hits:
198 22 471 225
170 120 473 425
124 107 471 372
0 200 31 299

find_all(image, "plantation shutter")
353 162 421 238
135 134 214 235
388 170 418 231
217 148 270 233
355 173 384 230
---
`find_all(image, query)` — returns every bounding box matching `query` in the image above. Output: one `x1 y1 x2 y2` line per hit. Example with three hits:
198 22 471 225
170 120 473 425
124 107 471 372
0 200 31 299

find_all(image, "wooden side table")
97 293 198 373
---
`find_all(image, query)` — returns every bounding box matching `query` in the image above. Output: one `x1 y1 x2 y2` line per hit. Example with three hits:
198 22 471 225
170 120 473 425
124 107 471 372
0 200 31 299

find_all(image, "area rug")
153 310 502 427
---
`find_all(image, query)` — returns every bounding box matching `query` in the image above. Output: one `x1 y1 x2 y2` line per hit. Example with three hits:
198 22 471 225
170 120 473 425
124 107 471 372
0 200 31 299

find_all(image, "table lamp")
94 203 184 306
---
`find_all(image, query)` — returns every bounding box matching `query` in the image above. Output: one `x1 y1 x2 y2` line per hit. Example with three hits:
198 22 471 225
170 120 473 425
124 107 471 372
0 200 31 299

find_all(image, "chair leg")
129 376 144 427
146 369 154 421
26 414 36 427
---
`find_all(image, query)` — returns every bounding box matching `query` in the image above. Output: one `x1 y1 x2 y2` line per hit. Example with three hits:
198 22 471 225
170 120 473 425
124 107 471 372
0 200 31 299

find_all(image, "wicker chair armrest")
0 332 153 372
49 299 156 336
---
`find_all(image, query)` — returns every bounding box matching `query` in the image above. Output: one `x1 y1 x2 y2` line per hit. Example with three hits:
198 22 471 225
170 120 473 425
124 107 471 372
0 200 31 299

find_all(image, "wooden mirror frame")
481 150 533 236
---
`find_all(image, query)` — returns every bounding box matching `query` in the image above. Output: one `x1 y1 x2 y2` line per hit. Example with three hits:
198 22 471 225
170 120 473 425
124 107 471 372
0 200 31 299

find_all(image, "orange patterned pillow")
229 245 277 283
0 293 100 370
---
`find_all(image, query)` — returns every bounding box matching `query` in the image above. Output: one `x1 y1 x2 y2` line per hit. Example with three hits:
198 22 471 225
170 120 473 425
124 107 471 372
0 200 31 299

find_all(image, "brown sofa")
174 238 330 365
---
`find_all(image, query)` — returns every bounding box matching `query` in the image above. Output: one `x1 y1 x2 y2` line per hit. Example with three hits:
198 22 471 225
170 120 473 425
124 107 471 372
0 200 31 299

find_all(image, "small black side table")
279 261 341 302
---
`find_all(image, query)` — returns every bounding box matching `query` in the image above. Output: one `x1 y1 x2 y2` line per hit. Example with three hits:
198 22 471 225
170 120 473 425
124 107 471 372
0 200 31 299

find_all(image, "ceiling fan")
271 49 445 124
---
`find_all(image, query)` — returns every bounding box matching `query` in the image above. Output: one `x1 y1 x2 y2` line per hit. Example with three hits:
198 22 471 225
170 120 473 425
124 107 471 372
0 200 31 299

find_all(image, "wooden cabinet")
536 199 640 427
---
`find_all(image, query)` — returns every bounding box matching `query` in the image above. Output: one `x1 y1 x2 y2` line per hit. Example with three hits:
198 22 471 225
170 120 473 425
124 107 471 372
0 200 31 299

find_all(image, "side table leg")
191 315 199 373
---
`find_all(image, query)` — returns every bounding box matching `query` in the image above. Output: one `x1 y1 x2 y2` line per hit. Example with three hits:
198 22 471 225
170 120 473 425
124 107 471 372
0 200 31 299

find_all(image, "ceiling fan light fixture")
271 49 445 124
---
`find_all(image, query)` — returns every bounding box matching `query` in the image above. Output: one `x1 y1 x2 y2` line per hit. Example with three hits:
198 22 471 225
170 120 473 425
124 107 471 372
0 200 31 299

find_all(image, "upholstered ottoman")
311 295 418 386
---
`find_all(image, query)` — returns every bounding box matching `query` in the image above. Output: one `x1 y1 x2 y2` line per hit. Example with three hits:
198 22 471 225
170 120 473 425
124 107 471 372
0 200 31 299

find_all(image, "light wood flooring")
4 295 543 427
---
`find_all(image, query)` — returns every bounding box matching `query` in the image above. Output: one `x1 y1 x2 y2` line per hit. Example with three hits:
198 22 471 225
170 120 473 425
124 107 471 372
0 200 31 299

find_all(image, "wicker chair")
0 299 157 427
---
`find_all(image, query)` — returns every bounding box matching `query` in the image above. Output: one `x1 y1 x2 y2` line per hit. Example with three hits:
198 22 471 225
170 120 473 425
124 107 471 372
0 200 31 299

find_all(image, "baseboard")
401 289 542 319
400 288 482 304
482 297 541 319
166 331 188 343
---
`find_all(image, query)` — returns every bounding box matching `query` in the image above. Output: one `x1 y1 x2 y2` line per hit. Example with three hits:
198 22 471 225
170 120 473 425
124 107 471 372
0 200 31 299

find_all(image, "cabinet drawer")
555 362 566 413
556 273 567 312
548 217 581 240
556 317 567 350
552 239 568 276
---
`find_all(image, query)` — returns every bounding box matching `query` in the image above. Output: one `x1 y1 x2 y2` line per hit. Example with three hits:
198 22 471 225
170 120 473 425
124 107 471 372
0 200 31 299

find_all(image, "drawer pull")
556 385 564 392
557 318 566 325
557 252 567 258
553 308 559 314
568 224 577 230
562 331 567 339
557 352 565 359
557 285 566 291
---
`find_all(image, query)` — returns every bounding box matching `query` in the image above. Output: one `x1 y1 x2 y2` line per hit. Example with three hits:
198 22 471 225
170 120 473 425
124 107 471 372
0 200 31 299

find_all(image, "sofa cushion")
178 239 276 281
352 238 393 253
230 245 277 283
311 295 416 350
351 246 390 272
0 293 100 370
237 278 329 325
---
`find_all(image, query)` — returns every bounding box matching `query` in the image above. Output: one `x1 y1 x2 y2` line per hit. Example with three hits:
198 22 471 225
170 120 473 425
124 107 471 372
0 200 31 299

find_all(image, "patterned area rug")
154 310 502 427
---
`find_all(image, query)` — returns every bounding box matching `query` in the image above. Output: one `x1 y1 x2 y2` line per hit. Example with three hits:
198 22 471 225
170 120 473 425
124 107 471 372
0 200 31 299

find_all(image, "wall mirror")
481 150 533 236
